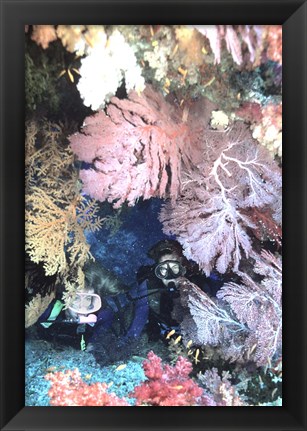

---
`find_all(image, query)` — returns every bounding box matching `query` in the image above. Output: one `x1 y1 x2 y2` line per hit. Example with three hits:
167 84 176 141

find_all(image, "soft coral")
131 351 205 406
45 369 129 406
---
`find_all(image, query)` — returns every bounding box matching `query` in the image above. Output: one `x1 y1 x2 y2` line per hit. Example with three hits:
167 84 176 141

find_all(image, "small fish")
84 374 92 380
186 340 193 349
250 343 257 354
166 329 176 339
194 349 200 364
174 335 182 345
187 349 193 356
58 69 66 79
178 66 187 77
203 76 215 88
164 78 171 88
108 381 114 388
46 366 57 373
115 364 127 372
71 68 81 76
271 388 278 399
171 385 183 390
67 69 74 83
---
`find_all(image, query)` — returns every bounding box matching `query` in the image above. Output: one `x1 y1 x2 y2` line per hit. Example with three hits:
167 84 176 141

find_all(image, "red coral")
131 351 205 406
45 369 129 406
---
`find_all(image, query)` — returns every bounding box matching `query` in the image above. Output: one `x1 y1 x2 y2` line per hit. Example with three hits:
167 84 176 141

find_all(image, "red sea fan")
45 369 129 406
69 85 197 208
131 351 205 406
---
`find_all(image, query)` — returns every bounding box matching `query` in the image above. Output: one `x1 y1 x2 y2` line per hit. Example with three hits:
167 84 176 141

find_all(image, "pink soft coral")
45 369 129 406
131 351 205 406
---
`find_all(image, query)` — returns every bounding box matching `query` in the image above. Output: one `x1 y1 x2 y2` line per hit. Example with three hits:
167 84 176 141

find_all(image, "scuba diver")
34 261 149 363
136 239 224 340
28 240 223 361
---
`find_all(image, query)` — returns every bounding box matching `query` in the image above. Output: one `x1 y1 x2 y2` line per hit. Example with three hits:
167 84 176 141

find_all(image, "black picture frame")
1 1 306 430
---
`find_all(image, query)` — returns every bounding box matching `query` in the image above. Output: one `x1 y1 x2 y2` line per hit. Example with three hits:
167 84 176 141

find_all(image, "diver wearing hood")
34 261 149 363
137 239 223 340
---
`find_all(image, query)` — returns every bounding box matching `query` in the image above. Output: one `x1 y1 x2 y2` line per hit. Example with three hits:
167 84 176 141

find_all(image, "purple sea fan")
173 277 247 347
217 250 282 366
173 252 281 366
159 123 282 275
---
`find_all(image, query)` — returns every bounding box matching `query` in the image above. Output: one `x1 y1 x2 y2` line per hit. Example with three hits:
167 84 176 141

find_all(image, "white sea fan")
77 30 145 110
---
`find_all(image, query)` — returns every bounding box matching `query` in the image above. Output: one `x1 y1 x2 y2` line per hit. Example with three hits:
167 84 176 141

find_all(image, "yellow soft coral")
25 291 55 328
26 187 103 276
25 120 104 276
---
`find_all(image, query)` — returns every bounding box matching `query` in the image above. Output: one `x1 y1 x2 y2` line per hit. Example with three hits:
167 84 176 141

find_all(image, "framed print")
0 1 306 430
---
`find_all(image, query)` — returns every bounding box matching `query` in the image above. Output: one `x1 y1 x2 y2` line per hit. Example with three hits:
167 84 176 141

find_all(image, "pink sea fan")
69 85 197 208
217 250 282 365
173 251 281 367
159 123 282 275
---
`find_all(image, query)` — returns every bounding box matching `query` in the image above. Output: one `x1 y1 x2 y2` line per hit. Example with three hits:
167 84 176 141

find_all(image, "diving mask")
154 260 186 280
68 292 102 315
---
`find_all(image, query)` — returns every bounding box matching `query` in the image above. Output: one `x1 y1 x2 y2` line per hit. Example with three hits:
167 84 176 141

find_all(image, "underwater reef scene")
25 25 282 407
